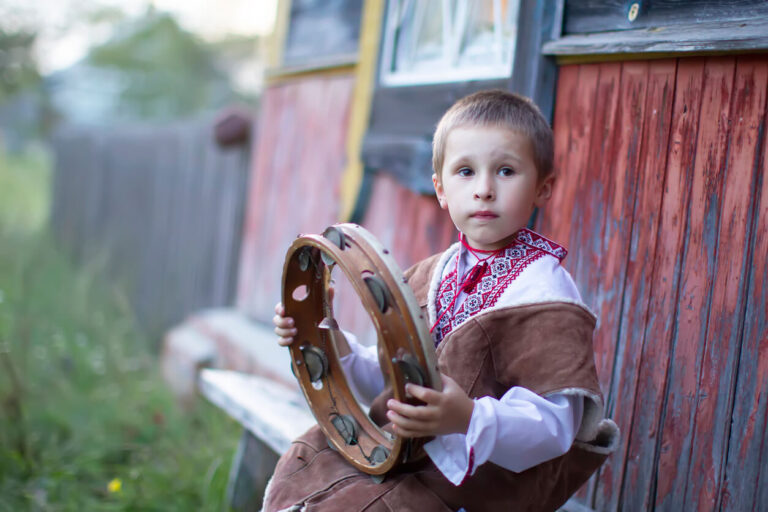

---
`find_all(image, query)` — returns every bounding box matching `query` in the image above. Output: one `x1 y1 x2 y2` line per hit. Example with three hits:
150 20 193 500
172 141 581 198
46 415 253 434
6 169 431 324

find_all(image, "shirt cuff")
424 397 497 486
424 390 581 485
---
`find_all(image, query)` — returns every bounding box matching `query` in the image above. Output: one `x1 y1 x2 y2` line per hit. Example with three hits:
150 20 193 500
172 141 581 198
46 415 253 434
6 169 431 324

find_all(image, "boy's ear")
534 174 555 207
432 173 448 209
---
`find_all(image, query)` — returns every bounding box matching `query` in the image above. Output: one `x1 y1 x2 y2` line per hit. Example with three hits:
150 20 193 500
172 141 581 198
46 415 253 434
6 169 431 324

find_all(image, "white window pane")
381 0 520 87
457 0 517 69
393 0 444 73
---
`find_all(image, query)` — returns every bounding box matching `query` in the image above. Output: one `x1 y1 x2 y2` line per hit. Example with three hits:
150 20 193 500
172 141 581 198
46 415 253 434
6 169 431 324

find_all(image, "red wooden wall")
237 74 356 321
359 171 456 271
538 56 768 511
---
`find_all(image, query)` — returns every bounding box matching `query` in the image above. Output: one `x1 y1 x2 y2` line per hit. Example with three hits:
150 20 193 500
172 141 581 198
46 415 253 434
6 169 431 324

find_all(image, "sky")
2 0 278 75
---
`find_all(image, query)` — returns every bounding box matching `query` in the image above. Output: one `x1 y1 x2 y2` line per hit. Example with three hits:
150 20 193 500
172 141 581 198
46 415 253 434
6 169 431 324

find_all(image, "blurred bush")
0 150 240 510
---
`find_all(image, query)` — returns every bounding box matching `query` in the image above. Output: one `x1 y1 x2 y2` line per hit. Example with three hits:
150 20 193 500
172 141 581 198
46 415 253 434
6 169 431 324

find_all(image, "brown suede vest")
264 253 615 512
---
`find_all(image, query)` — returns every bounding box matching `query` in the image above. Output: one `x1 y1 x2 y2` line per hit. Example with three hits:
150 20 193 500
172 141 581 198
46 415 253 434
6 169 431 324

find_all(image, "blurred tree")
86 9 238 121
0 27 40 104
0 17 48 151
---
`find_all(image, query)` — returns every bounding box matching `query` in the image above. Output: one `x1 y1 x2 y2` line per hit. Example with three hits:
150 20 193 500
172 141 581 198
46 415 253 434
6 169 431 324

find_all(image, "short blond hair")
432 90 553 181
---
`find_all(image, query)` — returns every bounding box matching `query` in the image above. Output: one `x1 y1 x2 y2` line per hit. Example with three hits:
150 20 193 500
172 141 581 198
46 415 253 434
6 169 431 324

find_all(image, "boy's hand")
273 302 297 346
386 374 474 438
274 288 334 347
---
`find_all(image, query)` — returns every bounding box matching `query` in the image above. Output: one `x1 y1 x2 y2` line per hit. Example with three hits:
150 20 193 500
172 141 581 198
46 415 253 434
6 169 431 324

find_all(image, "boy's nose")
473 176 495 200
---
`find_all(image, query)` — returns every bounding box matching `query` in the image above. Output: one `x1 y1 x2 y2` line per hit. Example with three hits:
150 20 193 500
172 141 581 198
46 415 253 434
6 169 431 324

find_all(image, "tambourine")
282 223 441 475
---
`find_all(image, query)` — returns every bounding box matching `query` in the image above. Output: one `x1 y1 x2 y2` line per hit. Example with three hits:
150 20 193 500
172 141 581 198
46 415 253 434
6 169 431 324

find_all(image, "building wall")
236 73 356 322
538 55 767 511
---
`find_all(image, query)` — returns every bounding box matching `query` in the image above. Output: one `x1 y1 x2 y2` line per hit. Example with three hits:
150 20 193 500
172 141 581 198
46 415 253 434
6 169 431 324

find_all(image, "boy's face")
432 125 554 251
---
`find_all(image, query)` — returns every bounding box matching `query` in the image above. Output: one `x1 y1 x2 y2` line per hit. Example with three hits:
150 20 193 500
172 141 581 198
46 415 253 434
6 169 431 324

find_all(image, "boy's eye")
458 167 474 177
498 167 515 176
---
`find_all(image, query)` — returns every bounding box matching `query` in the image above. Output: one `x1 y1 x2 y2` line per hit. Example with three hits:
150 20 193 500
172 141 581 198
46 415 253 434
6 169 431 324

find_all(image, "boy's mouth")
471 211 498 219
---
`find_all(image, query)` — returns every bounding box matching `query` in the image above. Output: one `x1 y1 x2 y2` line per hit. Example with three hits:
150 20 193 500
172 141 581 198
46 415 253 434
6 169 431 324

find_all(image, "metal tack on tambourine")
281 223 441 475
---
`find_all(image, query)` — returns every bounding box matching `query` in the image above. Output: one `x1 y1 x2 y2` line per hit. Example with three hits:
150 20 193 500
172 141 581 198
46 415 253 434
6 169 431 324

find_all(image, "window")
380 0 520 86
282 0 363 69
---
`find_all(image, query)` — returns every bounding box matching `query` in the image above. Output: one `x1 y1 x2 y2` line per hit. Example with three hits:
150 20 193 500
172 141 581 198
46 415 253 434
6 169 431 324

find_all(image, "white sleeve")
424 388 583 486
338 332 385 405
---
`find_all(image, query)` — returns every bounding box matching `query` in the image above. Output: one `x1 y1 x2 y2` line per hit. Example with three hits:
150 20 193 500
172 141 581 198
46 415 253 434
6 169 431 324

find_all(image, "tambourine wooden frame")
281 223 441 475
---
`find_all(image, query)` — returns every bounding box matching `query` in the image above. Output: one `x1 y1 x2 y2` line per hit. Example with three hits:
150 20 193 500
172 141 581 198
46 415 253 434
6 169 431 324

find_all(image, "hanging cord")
457 234 502 293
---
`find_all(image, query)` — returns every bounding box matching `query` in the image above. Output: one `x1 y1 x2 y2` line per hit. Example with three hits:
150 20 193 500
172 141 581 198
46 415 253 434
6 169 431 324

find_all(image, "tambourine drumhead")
282 223 441 475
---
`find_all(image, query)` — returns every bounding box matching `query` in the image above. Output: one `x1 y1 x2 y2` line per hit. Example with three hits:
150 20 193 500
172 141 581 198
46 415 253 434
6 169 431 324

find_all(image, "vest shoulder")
496 254 590 310
404 252 445 306
474 300 597 329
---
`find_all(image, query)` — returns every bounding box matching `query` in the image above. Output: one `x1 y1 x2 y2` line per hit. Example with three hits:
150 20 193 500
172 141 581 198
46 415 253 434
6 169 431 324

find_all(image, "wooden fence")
50 118 251 338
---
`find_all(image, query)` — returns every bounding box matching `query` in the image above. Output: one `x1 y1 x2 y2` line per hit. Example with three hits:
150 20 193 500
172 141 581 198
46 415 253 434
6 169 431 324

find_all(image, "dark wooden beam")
543 18 768 58
563 0 768 35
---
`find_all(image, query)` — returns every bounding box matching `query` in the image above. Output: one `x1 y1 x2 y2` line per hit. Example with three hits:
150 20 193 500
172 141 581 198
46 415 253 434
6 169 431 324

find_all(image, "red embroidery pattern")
460 447 476 485
432 229 566 345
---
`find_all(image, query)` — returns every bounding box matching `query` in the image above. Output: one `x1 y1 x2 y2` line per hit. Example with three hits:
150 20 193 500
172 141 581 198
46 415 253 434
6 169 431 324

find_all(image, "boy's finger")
389 418 433 438
277 337 293 346
387 399 435 420
386 410 433 432
391 424 420 438
272 314 294 328
405 384 441 404
275 327 297 337
274 302 284 315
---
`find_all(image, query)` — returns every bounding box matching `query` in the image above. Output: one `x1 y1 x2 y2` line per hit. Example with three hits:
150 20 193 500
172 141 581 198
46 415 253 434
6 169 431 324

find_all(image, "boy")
267 90 617 511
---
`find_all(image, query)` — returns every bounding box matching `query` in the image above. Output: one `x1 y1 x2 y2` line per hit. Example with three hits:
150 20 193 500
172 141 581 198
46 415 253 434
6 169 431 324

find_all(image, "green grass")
0 149 240 511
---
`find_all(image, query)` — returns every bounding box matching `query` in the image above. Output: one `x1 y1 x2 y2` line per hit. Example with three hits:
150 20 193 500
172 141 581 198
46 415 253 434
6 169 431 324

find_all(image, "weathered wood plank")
575 62 624 507
544 18 768 57
687 56 768 510
198 369 315 455
563 0 767 35
591 60 650 512
542 64 586 250
570 62 622 323
564 64 600 270
236 76 355 324
721 67 768 512
542 65 577 248
600 59 676 510
654 57 736 510
577 63 622 396
212 144 249 306
621 57 706 511
750 156 768 510
136 129 174 330
588 60 647 399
